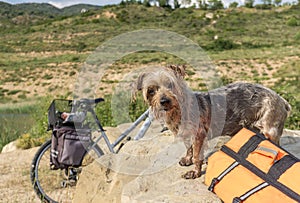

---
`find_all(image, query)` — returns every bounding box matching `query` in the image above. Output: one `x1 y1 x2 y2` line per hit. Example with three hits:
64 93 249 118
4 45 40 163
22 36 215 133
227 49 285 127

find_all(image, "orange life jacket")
205 128 300 203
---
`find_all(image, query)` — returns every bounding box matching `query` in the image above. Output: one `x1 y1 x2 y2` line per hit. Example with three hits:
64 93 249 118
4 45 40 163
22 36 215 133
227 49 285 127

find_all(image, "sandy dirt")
0 147 40 203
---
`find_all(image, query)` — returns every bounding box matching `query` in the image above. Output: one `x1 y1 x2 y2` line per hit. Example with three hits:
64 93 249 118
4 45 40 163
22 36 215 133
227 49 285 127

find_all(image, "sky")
1 0 123 8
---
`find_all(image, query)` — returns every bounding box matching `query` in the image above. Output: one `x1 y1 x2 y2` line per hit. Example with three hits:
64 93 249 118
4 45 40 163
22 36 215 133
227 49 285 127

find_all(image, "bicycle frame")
31 99 153 203
88 107 152 154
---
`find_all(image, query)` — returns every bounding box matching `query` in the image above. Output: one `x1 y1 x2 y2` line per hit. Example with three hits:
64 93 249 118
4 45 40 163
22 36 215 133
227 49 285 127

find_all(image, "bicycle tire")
30 139 104 203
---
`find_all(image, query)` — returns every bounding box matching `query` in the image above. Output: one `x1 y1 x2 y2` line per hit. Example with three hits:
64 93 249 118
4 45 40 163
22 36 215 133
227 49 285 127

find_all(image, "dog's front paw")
182 170 201 179
179 157 193 166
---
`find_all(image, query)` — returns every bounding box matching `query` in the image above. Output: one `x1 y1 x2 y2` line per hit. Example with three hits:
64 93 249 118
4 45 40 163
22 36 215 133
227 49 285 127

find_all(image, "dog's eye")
148 89 155 95
168 83 174 89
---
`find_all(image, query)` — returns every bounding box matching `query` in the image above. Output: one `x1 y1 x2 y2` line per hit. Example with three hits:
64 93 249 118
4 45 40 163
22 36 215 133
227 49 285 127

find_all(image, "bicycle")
30 98 152 203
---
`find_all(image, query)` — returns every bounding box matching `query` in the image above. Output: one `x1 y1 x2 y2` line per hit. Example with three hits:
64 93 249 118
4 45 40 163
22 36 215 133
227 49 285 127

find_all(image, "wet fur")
134 65 291 179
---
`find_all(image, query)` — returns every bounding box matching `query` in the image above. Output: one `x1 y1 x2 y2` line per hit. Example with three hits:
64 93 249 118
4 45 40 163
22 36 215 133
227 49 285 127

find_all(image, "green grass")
272 60 300 129
0 5 299 73
0 103 36 151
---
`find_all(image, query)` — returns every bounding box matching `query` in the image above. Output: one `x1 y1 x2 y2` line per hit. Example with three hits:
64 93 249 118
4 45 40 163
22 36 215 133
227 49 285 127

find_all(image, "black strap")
208 133 264 193
221 145 300 202
237 133 265 158
268 155 298 180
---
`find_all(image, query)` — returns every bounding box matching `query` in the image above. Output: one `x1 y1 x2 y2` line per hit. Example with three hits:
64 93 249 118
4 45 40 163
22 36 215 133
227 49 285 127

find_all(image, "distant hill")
0 1 101 18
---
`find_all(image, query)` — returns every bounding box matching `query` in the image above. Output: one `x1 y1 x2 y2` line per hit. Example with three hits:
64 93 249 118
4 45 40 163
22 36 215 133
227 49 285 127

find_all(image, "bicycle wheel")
31 139 103 203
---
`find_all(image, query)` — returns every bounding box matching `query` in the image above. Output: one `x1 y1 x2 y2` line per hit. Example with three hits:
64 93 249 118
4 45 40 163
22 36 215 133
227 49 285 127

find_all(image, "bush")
254 4 272 9
244 0 254 8
16 133 45 149
206 38 239 51
76 42 87 52
295 32 300 41
16 97 52 149
94 93 148 127
229 2 239 8
287 17 299 26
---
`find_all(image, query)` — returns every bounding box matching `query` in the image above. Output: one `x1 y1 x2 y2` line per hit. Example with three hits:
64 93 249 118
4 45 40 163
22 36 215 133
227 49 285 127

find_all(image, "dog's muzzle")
160 97 172 110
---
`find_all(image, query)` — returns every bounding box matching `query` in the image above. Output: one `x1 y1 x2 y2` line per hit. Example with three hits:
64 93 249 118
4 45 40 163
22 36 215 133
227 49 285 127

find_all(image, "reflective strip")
256 146 278 158
51 149 58 155
218 161 239 180
208 161 240 192
51 149 58 158
239 182 269 201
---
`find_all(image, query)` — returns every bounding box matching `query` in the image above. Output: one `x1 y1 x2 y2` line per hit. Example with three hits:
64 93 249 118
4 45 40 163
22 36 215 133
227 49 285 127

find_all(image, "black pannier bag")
47 99 90 170
50 127 91 170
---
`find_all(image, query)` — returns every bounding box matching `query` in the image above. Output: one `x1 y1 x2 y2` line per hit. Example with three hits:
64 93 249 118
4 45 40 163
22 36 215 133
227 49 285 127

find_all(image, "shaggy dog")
134 65 291 179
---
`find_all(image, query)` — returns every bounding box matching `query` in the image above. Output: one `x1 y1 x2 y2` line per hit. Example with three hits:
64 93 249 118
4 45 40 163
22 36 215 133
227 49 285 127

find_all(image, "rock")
72 160 136 203
74 128 300 203
74 127 221 203
281 129 300 158
205 13 214 19
122 164 221 203
1 140 18 153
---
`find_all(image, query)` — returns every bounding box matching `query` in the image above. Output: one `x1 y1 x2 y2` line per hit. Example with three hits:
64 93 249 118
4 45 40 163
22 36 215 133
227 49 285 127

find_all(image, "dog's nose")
160 97 170 106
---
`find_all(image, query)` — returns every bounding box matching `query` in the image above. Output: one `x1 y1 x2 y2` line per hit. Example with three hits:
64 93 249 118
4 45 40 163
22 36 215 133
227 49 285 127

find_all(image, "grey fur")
135 66 291 179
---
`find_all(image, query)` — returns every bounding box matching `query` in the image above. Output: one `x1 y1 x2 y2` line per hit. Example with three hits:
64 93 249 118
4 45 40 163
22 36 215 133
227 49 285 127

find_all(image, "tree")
197 0 208 9
174 0 180 8
229 1 239 7
207 0 224 10
245 0 255 8
262 0 272 5
158 0 171 7
143 0 151 6
274 0 282 6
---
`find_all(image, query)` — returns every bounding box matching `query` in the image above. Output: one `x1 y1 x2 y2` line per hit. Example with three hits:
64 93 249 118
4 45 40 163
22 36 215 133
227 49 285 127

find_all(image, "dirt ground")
0 147 40 203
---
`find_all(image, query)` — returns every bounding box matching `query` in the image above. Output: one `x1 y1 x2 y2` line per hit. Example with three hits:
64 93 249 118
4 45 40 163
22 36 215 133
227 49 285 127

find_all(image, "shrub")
206 38 239 51
7 90 21 95
94 94 148 127
229 2 239 8
16 97 52 149
287 17 299 26
295 32 300 41
76 42 87 52
244 0 254 8
42 74 53 80
254 4 272 9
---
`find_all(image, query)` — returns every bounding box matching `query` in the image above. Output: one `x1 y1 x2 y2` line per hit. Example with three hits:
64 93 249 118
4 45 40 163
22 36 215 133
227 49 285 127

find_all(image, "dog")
134 65 291 179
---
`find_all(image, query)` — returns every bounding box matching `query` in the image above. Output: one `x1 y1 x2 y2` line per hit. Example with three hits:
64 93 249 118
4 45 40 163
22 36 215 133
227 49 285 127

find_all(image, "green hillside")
0 2 299 150
0 1 101 26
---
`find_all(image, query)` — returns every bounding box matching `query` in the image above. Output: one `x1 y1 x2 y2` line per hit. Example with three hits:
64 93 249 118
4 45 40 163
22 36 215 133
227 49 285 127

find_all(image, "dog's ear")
167 65 186 79
136 73 146 91
131 73 146 102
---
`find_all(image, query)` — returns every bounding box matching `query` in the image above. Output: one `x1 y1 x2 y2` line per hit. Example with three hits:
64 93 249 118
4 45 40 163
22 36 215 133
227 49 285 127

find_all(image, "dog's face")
144 81 178 112
135 66 186 113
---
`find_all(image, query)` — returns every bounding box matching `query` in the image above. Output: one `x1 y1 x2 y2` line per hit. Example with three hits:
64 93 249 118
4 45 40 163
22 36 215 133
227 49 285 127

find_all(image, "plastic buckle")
233 197 242 203
208 178 219 192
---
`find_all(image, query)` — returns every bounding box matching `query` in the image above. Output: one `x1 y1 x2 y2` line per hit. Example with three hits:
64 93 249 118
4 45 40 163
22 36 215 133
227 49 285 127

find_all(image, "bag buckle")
208 178 219 192
233 197 242 203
